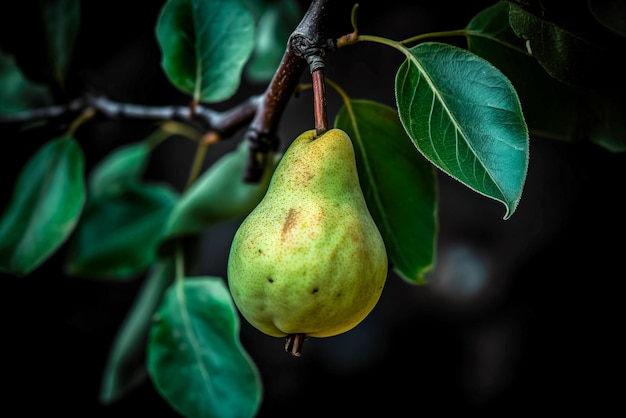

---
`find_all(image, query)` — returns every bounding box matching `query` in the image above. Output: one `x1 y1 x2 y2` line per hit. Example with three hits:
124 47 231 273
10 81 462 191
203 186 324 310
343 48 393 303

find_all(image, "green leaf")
156 0 255 103
466 1 581 142
99 258 175 405
395 42 529 219
0 51 53 114
159 142 278 257
0 137 85 276
507 1 621 89
0 0 79 90
584 91 626 152
41 0 80 89
467 1 626 152
65 184 178 280
89 141 151 199
148 277 262 418
244 0 300 83
335 100 437 284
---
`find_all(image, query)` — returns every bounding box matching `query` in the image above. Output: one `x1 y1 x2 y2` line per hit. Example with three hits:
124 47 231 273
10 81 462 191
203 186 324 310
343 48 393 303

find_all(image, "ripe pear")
227 128 388 353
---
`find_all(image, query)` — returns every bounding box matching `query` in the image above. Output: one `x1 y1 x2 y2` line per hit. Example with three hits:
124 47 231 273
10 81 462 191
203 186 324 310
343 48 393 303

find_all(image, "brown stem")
285 333 306 357
312 68 328 136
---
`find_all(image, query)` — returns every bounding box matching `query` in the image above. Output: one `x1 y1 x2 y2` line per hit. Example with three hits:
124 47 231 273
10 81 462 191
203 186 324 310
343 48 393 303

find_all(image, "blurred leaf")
583 90 626 152
0 0 79 91
242 0 288 16
89 142 151 199
395 42 529 219
589 0 626 36
0 52 53 114
99 258 175 405
467 1 626 151
0 137 85 276
148 277 262 418
156 0 255 103
335 100 437 284
159 142 279 257
245 0 300 83
41 0 80 89
66 184 178 280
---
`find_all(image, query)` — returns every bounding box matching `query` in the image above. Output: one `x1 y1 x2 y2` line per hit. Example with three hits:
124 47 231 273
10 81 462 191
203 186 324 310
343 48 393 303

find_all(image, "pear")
227 128 388 355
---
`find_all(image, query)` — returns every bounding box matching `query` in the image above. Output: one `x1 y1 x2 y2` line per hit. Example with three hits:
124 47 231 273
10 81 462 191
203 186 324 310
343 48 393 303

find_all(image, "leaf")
395 42 529 219
466 1 579 142
0 0 79 90
89 141 151 199
467 1 626 152
507 1 622 88
148 277 262 418
156 0 255 103
65 184 178 280
159 142 279 257
40 0 80 88
0 51 53 114
99 258 175 405
335 99 437 284
0 137 85 276
244 0 301 83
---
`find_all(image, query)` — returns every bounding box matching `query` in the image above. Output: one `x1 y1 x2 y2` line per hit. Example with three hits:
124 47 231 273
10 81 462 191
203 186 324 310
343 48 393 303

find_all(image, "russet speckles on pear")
227 128 388 354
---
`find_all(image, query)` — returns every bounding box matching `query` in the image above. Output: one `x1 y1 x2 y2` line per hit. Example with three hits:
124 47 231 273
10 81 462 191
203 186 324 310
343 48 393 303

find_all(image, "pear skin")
227 129 388 344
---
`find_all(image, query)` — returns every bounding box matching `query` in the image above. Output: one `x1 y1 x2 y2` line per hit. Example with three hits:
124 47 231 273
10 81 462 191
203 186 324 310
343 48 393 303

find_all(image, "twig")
0 94 262 136
243 0 332 182
312 69 327 136
290 0 332 137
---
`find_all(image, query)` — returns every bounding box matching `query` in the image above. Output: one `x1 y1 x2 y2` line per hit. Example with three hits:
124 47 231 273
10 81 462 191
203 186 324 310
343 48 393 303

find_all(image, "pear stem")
285 333 306 357
312 68 328 136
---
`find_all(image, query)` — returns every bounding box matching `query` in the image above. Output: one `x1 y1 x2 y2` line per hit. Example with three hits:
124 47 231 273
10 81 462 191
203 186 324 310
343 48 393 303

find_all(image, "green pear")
227 128 388 353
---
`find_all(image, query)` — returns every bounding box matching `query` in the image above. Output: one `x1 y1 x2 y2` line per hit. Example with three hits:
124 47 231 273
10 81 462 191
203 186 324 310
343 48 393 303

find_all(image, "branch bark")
0 94 261 138
243 0 331 182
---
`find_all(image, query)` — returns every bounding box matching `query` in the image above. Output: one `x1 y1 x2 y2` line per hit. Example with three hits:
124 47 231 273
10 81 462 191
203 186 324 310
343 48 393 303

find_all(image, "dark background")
1 0 624 416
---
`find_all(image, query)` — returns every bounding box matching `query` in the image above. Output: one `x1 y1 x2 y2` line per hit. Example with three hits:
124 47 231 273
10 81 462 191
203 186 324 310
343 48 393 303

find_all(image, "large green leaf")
0 52 53 114
99 258 175 405
159 142 279 257
395 42 529 219
334 100 437 284
88 141 150 199
156 0 255 103
0 137 85 276
148 277 262 418
467 1 626 152
65 184 178 280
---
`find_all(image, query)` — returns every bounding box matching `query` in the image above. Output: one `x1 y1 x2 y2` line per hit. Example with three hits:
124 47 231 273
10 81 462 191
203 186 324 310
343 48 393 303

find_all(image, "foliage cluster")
1 0 623 416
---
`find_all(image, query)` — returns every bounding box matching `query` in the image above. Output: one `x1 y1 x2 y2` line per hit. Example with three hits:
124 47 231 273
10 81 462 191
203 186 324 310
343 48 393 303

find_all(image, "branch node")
244 129 278 183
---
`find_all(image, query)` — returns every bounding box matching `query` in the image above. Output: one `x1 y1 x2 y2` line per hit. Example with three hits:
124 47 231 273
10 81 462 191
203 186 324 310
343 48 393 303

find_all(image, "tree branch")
0 94 262 137
2 0 335 188
243 0 331 182
243 49 307 182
